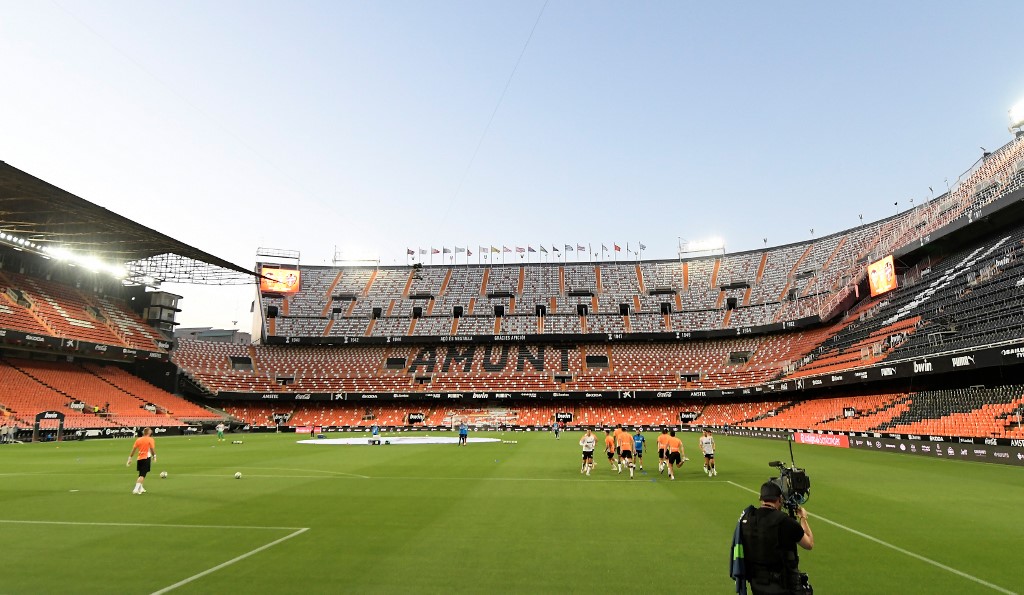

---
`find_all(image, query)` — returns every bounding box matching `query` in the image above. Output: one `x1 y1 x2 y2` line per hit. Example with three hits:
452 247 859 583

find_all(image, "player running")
612 425 622 471
665 430 684 480
126 427 156 495
617 426 635 478
632 429 646 471
657 429 670 474
579 429 596 475
699 429 717 476
604 430 616 471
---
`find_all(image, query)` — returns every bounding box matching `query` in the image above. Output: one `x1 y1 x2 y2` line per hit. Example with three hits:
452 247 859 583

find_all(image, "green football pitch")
0 431 1020 595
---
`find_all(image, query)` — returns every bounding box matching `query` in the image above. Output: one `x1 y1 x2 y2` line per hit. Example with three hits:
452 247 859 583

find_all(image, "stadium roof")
0 161 256 285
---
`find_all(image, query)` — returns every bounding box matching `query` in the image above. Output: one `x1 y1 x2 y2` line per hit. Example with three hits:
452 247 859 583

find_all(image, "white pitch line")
247 466 370 479
0 470 727 483
352 474 727 484
726 481 1018 595
150 527 308 595
0 519 305 531
146 472 703 483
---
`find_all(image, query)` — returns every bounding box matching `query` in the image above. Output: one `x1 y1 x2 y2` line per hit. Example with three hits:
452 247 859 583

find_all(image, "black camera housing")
768 460 811 516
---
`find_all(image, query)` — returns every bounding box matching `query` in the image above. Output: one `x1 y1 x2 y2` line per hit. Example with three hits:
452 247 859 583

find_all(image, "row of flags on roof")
406 243 648 263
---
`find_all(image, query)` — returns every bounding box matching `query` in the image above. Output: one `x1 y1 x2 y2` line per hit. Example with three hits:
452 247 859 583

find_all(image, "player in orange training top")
657 429 671 474
604 430 616 471
617 426 636 478
126 427 157 495
665 430 684 481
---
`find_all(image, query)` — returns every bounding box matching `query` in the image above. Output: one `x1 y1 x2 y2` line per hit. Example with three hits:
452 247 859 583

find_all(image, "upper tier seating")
16 275 124 345
783 219 1024 379
0 271 169 350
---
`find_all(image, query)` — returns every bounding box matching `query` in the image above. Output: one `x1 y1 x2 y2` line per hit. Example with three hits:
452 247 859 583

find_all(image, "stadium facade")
2 135 1024 459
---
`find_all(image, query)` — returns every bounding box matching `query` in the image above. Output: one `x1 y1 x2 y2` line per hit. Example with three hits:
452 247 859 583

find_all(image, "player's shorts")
668 452 682 465
658 448 665 459
615 447 621 456
136 458 152 477
582 451 594 460
704 453 715 460
634 450 643 458
620 449 632 459
606 451 614 460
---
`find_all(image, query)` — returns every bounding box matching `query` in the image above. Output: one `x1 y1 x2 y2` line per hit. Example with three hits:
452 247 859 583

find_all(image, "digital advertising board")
260 266 301 294
867 255 898 297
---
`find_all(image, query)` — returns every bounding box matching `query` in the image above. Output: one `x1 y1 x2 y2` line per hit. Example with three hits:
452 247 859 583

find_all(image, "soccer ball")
234 472 242 479
159 471 168 479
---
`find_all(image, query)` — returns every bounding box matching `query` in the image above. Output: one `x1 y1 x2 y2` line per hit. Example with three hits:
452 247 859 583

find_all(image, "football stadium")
3 4 1024 595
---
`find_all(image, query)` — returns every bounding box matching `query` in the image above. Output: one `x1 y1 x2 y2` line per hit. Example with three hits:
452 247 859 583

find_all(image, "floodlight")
45 246 72 261
78 256 103 272
1010 99 1024 130
688 237 725 252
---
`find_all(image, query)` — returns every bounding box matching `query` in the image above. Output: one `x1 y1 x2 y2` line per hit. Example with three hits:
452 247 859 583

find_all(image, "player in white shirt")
699 429 717 476
579 429 597 475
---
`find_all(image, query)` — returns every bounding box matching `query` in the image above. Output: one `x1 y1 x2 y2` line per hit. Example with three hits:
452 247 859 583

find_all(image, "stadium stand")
212 387 1024 440
0 358 215 428
16 275 124 346
83 363 221 421
0 271 170 351
0 358 116 429
255 140 1024 343
875 386 1024 438
0 274 52 336
12 132 1024 443
94 296 166 350
779 219 1024 379
177 332 840 396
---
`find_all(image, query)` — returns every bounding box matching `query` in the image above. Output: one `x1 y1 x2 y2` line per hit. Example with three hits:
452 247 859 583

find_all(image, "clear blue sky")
1 1 1022 329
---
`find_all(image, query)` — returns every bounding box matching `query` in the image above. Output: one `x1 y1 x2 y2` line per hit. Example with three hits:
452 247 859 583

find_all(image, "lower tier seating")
215 385 1024 439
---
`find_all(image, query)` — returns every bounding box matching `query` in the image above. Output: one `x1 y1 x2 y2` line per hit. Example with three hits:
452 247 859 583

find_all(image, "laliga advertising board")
794 432 1024 466
793 433 850 448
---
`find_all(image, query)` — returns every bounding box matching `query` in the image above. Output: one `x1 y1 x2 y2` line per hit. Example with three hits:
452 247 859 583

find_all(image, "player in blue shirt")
458 422 468 446
632 430 647 471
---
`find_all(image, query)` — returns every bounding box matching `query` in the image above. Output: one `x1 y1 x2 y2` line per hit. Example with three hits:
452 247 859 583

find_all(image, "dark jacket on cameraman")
739 505 805 595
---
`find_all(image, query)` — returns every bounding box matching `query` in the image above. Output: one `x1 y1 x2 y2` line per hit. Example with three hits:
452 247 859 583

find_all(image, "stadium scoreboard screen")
867 255 897 297
260 266 301 294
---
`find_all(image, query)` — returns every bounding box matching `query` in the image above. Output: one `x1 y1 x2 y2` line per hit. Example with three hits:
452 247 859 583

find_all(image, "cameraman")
735 481 814 594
